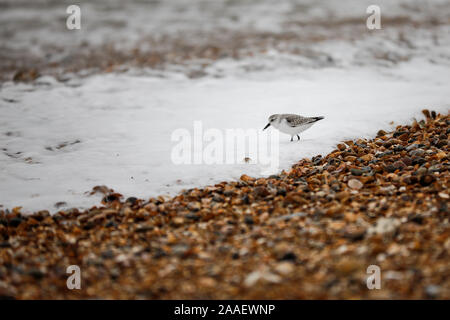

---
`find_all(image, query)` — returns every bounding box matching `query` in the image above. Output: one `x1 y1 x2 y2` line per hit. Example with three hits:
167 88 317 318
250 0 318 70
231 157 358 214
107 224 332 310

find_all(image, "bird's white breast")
273 119 314 135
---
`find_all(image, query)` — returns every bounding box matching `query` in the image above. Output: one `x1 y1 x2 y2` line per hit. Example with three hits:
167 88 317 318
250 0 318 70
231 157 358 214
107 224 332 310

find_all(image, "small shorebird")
263 114 324 141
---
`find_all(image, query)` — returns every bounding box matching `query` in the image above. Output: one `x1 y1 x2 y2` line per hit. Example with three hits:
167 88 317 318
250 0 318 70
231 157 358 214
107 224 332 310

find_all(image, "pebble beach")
0 110 448 299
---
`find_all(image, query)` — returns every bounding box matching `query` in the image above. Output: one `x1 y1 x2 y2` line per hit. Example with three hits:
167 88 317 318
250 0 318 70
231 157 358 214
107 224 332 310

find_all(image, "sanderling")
263 114 324 141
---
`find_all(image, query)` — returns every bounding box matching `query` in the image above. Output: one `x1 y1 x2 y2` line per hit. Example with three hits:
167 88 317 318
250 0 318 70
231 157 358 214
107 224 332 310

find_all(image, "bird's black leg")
290 136 293 142
297 134 300 141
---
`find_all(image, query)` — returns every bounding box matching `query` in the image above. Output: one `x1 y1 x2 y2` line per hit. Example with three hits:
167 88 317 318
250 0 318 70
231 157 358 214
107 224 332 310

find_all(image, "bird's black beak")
263 123 271 131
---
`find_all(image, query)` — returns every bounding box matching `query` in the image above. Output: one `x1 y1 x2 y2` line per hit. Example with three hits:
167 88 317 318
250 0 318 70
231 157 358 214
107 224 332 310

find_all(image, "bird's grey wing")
284 115 308 127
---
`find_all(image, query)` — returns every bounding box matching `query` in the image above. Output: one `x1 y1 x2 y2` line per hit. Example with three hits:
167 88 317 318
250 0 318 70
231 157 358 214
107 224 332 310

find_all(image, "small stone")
54 201 67 208
27 269 45 280
425 285 441 299
244 270 281 287
335 258 362 275
383 141 392 148
401 156 413 166
187 202 201 211
254 186 270 197
384 164 397 173
409 149 425 157
0 242 11 248
275 262 295 275
135 225 153 232
105 220 118 228
422 109 431 118
13 68 40 82
125 197 138 205
350 168 363 176
244 216 254 225
166 233 177 244
405 143 419 151
408 214 425 225
276 187 287 196
344 156 357 162
393 145 405 152
240 174 254 183
279 252 297 262
198 277 216 288
343 226 366 241
172 244 190 257
103 193 121 203
8 217 23 227
271 212 307 222
368 218 400 236
172 217 184 227
415 167 428 175
212 195 224 202
412 157 426 165
438 192 449 199
101 250 115 259
348 179 363 190
360 154 373 162
419 174 435 186
392 160 406 170
186 213 200 221
435 151 446 160
244 271 262 287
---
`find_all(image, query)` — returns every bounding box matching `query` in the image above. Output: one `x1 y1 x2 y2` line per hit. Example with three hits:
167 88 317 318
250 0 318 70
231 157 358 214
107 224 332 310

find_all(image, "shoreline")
0 110 448 299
